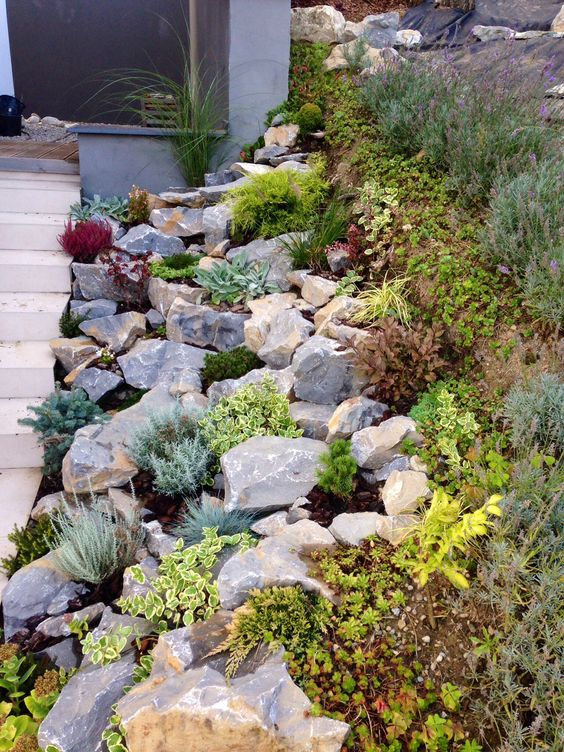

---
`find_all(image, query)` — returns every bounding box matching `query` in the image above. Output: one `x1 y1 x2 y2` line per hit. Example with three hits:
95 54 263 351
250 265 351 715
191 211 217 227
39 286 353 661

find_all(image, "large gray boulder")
291 5 347 43
289 401 335 441
167 299 249 352
70 298 118 320
149 207 204 238
329 512 419 546
207 366 295 405
117 339 208 390
148 277 208 317
116 224 185 256
350 416 420 470
257 308 314 368
2 554 86 639
222 435 326 513
203 204 232 251
244 292 298 352
38 655 136 752
49 336 99 373
291 335 370 404
226 234 297 291
79 311 146 352
72 367 124 403
326 395 388 443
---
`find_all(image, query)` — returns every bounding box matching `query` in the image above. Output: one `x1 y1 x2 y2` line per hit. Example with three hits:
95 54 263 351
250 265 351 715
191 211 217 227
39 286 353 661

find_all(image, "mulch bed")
291 0 422 22
307 479 383 526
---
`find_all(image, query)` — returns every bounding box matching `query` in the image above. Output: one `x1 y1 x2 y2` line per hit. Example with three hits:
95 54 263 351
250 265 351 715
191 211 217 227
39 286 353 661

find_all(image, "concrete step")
0 170 81 188
0 251 72 292
0 467 43 554
0 292 69 341
0 212 69 251
0 398 44 468
0 341 56 398
0 185 80 215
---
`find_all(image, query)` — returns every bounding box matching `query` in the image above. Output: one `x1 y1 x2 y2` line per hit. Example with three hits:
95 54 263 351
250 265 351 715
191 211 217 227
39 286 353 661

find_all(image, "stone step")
0 185 80 215
0 292 69 341
0 466 43 555
0 398 44 468
0 212 69 251
0 250 72 292
0 341 56 398
0 170 81 188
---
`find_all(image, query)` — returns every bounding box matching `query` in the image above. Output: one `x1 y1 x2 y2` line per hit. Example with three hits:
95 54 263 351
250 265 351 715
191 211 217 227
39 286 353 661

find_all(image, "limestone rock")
116 224 185 257
31 491 67 520
117 339 209 389
351 416 420 470
329 512 418 546
227 234 296 291
275 160 311 174
361 455 410 485
271 518 335 553
396 29 423 48
158 190 205 208
222 435 326 512
326 246 352 273
149 207 204 238
287 268 310 289
146 309 165 329
301 275 338 307
167 299 249 352
72 367 124 402
264 124 300 148
79 311 146 352
471 25 515 42
244 292 297 352
271 152 309 166
207 366 295 405
148 277 208 317
202 204 232 251
72 261 149 302
37 603 105 639
324 43 399 72
2 554 86 639
198 176 248 205
108 487 143 521
362 12 400 47
289 401 335 441
291 335 370 404
250 511 289 537
381 470 431 515
254 144 289 164
168 368 202 397
257 308 314 368
552 5 564 32
70 298 118 320
291 5 347 44
143 521 177 559
40 639 81 672
180 391 209 411
231 162 274 177
314 296 361 334
49 336 99 372
326 396 388 443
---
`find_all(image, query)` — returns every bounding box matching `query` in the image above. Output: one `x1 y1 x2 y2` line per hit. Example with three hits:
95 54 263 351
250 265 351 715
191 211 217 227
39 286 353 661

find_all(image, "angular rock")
143 520 178 559
291 5 347 43
396 29 423 48
117 339 209 389
180 391 209 411
122 557 159 601
222 435 326 512
40 639 82 672
381 470 430 515
351 416 420 470
361 455 410 484
38 656 136 752
207 366 295 405
197 176 248 205
72 367 124 403
326 246 352 273
148 277 208 317
275 160 311 174
62 385 177 493
217 537 333 609
271 152 309 166
250 511 289 537
37 603 105 639
146 308 165 329
149 207 204 238
471 25 515 42
289 401 335 441
79 311 146 352
116 224 185 256
203 204 232 251
227 234 296 291
107 487 143 521
362 12 399 47
257 308 314 368
31 491 67 520
287 268 310 289
167 299 249 352
326 396 388 442
314 296 362 334
254 144 289 164
272 518 335 553
2 554 86 639
72 261 148 303
231 162 274 177
301 275 338 307
291 335 370 404
329 512 418 546
204 169 236 187
552 5 564 32
287 496 312 523
158 190 205 208
244 292 297 352
168 368 202 397
49 336 99 372
70 298 118 320
264 124 300 148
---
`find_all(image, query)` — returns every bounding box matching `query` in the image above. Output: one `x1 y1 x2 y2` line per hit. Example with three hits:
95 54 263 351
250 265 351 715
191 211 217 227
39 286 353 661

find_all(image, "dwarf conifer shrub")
199 374 302 459
19 388 108 475
58 310 87 338
316 440 357 501
173 494 255 546
1 517 57 577
58 219 113 262
51 495 144 585
201 347 261 386
295 103 323 135
503 374 564 453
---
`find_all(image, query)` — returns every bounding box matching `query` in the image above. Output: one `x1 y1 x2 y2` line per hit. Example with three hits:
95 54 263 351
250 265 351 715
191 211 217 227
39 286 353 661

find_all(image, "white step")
0 185 80 215
0 467 43 553
0 292 69 341
0 170 81 188
0 398 44 468
0 251 72 292
0 341 56 398
0 212 69 250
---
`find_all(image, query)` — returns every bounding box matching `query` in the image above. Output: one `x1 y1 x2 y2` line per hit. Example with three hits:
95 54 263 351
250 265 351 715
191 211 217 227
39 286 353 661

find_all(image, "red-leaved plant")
58 219 113 262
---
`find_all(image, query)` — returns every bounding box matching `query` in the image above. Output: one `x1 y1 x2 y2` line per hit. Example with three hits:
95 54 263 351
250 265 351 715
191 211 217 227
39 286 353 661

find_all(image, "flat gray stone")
117 339 209 389
198 176 248 204
116 224 185 256
79 311 146 352
254 144 289 164
72 261 149 302
351 416 419 470
150 207 204 238
148 277 208 317
289 401 335 441
207 366 295 405
49 336 99 373
329 512 418 546
159 190 205 208
70 298 118 320
167 299 249 352
381 470 431 515
37 603 105 639
361 455 410 484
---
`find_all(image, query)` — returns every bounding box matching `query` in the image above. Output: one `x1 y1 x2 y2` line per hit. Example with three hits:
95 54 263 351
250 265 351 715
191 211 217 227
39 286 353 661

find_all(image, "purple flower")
549 259 559 275
529 153 537 165
498 265 510 275
539 103 550 120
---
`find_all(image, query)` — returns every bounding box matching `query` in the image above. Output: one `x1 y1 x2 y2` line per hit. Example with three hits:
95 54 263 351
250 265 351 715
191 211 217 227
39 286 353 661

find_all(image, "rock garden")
1 4 563 752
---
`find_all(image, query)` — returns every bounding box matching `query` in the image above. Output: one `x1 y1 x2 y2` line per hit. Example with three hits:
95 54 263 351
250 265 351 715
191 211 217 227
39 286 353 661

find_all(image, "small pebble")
422 635 431 644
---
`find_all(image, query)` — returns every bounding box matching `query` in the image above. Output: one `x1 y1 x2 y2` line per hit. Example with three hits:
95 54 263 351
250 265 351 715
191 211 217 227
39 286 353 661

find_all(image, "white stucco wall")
0 0 14 95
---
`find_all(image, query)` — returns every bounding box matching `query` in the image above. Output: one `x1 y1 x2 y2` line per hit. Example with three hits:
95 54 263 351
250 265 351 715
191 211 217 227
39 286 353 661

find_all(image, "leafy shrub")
350 275 412 327
214 586 332 678
347 318 446 405
58 310 87 338
118 528 254 632
503 373 564 453
199 374 302 458
282 197 349 271
1 517 57 577
295 102 323 135
58 219 113 262
193 253 279 305
173 493 255 546
150 253 202 281
226 157 329 240
19 387 108 475
356 181 398 255
101 249 153 307
129 405 210 497
202 346 261 386
70 194 128 223
326 224 367 267
316 439 357 501
127 185 150 225
81 625 134 667
51 494 144 585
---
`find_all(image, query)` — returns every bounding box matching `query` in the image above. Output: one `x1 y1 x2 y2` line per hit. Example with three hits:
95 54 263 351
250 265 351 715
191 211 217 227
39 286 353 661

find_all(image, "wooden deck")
0 140 78 162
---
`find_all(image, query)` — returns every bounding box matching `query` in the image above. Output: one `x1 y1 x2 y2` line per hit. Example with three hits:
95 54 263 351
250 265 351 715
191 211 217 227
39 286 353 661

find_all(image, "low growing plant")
193 253 279 305
199 374 302 458
19 387 108 475
58 310 87 339
70 195 128 223
201 346 261 387
1 517 57 577
316 439 357 501
58 219 113 263
350 275 412 327
149 252 202 282
173 494 255 547
81 625 133 667
127 185 150 225
295 102 324 135
356 181 398 256
503 373 564 453
101 250 153 307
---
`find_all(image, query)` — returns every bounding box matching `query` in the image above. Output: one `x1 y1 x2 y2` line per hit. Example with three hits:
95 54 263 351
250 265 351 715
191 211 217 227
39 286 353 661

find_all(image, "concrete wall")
0 0 13 95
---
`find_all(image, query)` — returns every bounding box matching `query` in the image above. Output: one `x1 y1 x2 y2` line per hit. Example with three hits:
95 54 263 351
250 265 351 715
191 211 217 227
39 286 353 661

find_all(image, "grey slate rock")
116 224 185 257
72 261 149 303
289 401 335 441
70 298 118 320
362 12 400 48
167 299 249 352
253 144 289 164
37 603 105 639
198 176 248 204
117 339 209 389
227 234 298 292
148 276 208 317
361 455 410 484
207 366 295 405
203 170 236 187
149 207 204 238
79 311 146 352
203 204 232 251
40 639 82 671
146 308 165 329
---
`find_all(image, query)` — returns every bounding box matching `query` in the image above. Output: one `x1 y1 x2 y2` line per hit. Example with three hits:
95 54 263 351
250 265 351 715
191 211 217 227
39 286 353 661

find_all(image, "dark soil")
291 0 422 23
307 479 383 527
131 471 185 529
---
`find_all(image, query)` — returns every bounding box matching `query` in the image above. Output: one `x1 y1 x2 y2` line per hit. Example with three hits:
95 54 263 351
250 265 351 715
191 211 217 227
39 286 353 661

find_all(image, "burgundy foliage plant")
58 219 113 262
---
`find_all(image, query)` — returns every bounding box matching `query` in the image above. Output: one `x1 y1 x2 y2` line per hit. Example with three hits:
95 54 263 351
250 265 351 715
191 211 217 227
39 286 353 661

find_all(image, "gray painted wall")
0 0 13 95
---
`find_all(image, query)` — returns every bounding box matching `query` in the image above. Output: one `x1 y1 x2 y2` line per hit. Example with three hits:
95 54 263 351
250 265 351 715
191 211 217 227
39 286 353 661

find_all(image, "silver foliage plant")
51 492 144 584
173 493 255 546
503 373 564 453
